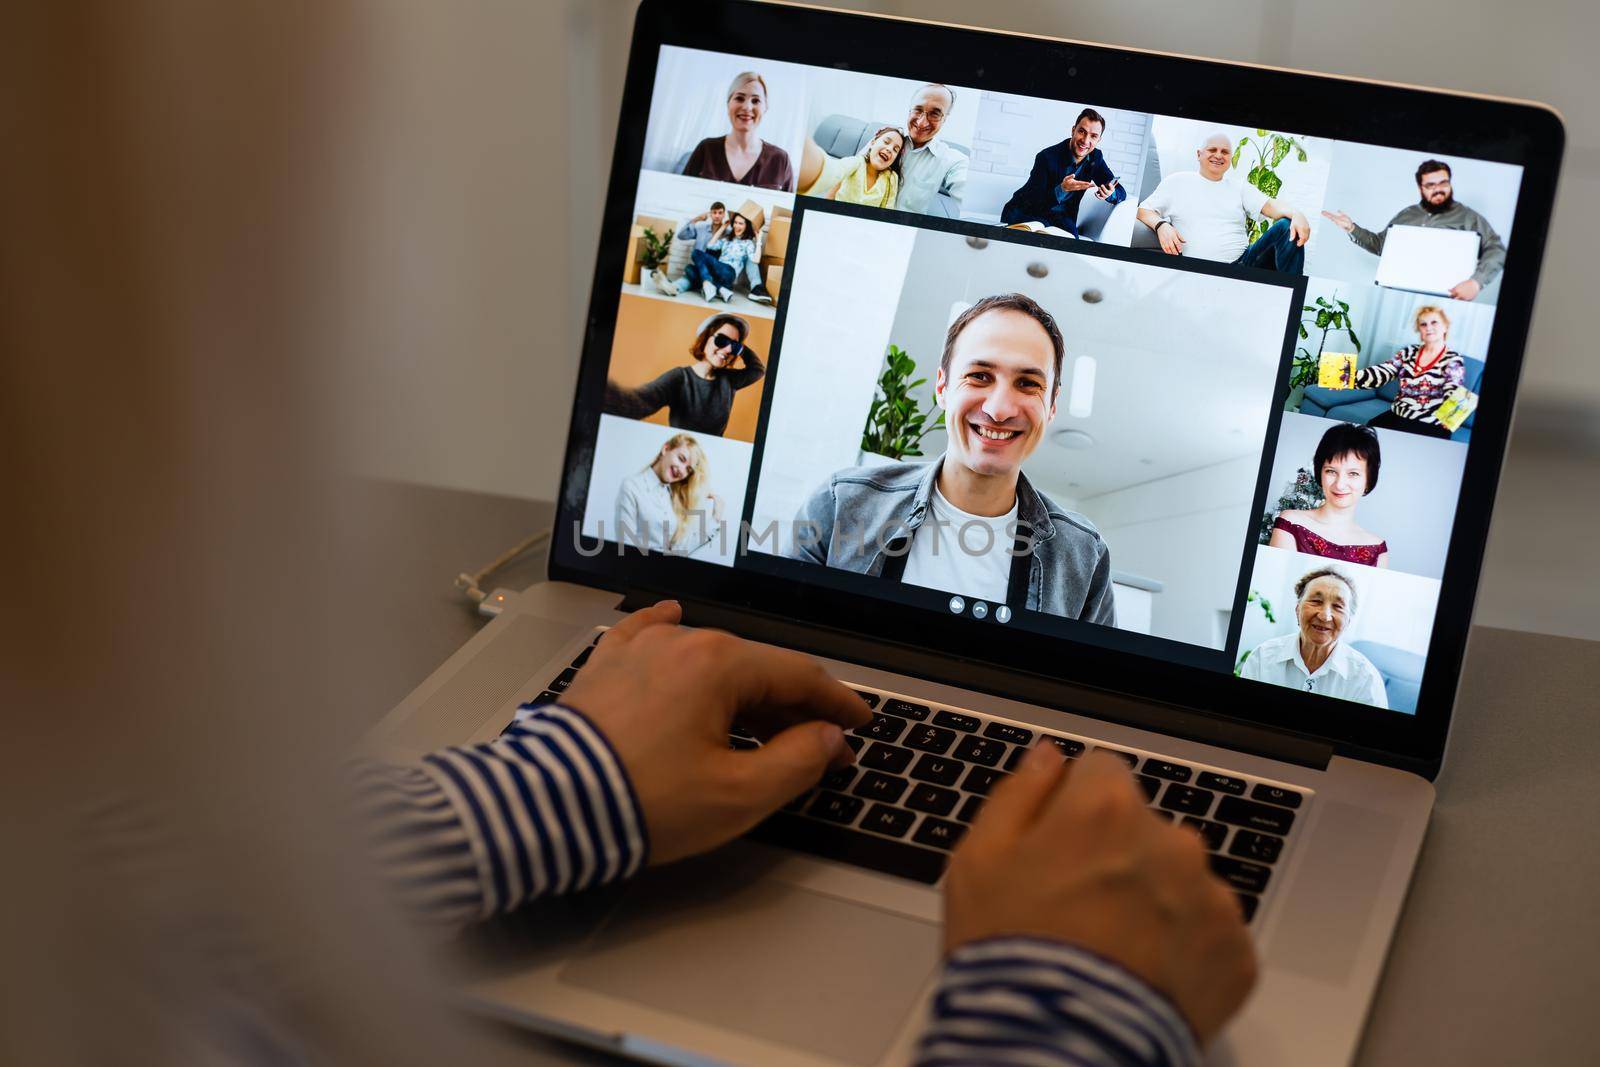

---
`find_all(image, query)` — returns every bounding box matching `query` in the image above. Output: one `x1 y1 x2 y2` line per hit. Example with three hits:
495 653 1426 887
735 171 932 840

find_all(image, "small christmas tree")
1257 466 1323 544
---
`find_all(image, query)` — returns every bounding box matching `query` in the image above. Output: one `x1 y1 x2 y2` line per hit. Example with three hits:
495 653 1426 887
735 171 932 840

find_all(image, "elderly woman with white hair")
1239 565 1389 707
682 70 795 190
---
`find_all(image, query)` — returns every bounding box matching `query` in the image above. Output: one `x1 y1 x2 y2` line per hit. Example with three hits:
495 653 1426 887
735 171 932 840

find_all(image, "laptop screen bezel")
547 0 1566 777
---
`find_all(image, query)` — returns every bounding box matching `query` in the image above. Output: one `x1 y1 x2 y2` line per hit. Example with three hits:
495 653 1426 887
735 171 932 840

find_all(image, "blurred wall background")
332 0 1597 502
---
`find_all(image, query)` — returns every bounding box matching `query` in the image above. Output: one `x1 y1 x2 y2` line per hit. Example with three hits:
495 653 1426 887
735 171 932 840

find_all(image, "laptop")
1374 225 1482 295
362 2 1563 1064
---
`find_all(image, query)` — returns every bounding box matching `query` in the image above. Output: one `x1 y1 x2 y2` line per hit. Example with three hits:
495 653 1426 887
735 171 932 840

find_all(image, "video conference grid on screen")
579 44 1524 716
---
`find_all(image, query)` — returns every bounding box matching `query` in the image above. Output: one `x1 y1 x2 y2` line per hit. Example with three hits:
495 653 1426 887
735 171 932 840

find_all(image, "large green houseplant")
861 344 945 460
1287 294 1363 408
1232 129 1310 244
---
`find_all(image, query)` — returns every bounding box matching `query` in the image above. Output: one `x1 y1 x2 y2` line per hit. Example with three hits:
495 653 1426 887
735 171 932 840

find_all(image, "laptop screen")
556 23 1543 747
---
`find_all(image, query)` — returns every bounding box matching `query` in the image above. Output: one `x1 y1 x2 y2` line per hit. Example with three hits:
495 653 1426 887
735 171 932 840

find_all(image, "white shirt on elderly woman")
1238 631 1389 708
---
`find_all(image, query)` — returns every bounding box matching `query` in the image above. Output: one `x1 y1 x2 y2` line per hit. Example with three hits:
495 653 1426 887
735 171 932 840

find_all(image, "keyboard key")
933 710 981 733
1159 785 1215 816
1236 893 1259 922
860 743 913 774
1196 772 1247 796
1216 796 1296 836
1229 830 1284 864
1041 735 1085 758
1251 784 1304 809
1136 774 1162 801
852 771 909 805
548 668 577 693
963 767 1009 795
1182 817 1228 851
729 736 759 751
748 813 947 884
956 795 985 823
855 713 908 743
850 689 882 709
1004 746 1029 771
912 817 967 851
807 791 863 825
571 645 592 668
1097 748 1140 768
845 735 864 754
819 765 857 792
906 783 959 816
909 754 966 787
861 804 915 838
1142 759 1193 783
904 724 957 755
983 722 1034 745
1209 855 1272 894
883 698 930 722
953 736 1006 767
525 690 561 707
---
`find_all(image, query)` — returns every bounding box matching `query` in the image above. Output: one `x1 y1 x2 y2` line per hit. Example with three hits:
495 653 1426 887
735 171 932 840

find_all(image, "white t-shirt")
900 484 1017 604
1238 631 1389 708
1139 171 1268 263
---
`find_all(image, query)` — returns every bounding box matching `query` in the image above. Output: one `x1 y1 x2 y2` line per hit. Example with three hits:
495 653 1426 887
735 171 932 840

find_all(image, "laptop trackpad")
558 858 941 1065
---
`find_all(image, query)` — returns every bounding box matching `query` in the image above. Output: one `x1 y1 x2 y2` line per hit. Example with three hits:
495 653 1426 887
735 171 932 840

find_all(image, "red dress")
1273 517 1387 567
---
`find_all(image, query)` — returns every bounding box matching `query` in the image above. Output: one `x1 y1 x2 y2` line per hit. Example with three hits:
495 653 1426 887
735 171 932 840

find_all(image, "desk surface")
339 477 1600 1066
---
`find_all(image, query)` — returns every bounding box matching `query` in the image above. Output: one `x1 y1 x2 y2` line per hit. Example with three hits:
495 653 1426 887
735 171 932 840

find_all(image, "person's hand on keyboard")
942 747 1258 1044
559 600 871 865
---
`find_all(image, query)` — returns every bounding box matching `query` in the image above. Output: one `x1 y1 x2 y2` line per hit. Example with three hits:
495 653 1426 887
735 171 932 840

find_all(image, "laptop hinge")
618 593 1335 772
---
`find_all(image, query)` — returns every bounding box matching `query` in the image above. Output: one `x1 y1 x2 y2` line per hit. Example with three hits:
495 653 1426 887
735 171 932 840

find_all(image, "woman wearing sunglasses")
603 313 765 437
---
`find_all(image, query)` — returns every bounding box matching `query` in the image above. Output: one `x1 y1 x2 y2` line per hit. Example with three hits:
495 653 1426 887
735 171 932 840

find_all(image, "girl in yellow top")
822 126 907 209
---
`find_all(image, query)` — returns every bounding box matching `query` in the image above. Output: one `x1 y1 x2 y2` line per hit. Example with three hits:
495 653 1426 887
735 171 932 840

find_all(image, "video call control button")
932 710 982 733
953 736 1006 767
1196 772 1247 796
1141 759 1193 783
1215 796 1297 836
971 601 988 620
995 606 1012 624
1250 784 1304 809
948 596 966 614
882 698 930 722
983 722 1034 746
1041 735 1086 758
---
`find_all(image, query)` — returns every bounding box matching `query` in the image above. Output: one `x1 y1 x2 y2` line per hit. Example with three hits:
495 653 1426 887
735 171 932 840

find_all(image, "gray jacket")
1349 200 1506 288
788 456 1116 626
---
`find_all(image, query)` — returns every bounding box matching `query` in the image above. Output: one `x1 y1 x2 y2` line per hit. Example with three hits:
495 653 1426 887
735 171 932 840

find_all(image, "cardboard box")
765 216 792 263
771 204 793 222
623 224 644 285
764 263 783 299
735 198 766 234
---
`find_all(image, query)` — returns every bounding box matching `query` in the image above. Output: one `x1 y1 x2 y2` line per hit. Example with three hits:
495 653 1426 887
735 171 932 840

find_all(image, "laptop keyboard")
511 630 1308 924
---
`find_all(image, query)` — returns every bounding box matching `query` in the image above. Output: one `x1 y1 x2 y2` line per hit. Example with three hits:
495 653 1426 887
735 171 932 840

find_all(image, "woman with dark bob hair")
602 313 765 437
1269 422 1390 568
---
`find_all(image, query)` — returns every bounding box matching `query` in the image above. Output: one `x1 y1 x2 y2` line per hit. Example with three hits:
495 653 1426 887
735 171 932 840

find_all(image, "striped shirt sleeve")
917 937 1200 1067
349 702 648 924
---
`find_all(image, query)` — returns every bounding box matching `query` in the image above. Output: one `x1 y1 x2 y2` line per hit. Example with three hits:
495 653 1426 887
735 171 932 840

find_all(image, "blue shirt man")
1000 107 1125 235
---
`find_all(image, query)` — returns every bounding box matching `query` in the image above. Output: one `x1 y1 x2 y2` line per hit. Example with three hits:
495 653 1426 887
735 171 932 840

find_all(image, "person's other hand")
1321 208 1355 233
1448 278 1481 301
1157 222 1187 256
708 491 725 523
559 602 871 865
945 748 1258 1045
1060 176 1096 193
1289 211 1312 246
1094 179 1120 200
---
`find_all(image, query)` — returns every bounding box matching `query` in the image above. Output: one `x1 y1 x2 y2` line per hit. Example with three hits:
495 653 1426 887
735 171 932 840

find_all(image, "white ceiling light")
1068 355 1096 419
1050 428 1095 450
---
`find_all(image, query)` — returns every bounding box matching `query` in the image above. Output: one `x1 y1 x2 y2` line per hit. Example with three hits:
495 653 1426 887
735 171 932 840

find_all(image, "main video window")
745 205 1302 651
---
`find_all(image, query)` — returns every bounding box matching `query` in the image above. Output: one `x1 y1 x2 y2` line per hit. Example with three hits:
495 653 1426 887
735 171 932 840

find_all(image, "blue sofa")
1299 350 1484 443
